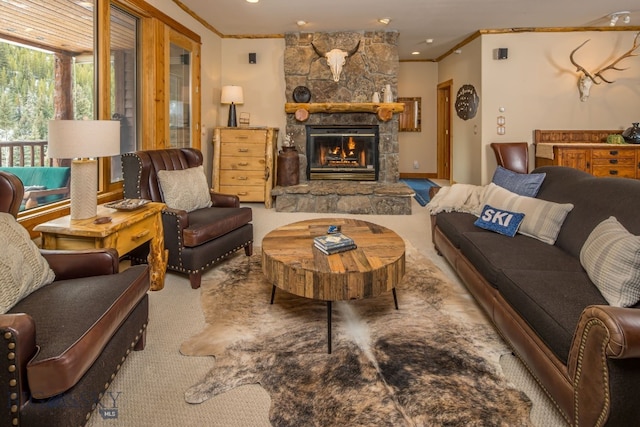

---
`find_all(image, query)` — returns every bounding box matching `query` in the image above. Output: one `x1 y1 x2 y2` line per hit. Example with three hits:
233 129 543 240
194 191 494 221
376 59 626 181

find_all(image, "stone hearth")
272 181 413 215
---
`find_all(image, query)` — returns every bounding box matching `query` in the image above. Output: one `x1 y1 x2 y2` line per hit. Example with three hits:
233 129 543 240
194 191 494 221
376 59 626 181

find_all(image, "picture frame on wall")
398 97 421 132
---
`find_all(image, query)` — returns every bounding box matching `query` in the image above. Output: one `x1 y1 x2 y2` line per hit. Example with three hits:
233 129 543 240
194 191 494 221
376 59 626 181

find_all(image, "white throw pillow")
580 217 640 307
157 166 213 212
482 183 573 245
0 212 55 313
426 183 487 216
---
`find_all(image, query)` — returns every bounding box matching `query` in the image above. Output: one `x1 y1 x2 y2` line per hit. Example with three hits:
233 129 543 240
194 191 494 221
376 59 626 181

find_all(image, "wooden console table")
534 129 640 179
34 202 168 291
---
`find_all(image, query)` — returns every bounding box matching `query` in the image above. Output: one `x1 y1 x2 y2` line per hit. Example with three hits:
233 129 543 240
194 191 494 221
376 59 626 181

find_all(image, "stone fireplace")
306 125 379 181
284 30 400 183
273 30 413 214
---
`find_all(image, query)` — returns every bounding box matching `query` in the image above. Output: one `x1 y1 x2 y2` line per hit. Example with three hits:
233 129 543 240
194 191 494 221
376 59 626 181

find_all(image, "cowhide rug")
180 244 532 426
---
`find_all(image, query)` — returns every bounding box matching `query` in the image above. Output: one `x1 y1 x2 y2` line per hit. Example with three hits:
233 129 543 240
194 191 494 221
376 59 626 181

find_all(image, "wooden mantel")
285 102 404 122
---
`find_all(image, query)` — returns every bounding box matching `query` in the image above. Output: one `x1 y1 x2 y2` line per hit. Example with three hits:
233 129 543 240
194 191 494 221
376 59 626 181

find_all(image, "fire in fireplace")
306 125 379 181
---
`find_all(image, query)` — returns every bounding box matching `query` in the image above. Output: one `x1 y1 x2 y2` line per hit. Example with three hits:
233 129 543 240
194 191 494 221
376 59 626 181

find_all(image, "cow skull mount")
311 41 361 82
570 32 640 102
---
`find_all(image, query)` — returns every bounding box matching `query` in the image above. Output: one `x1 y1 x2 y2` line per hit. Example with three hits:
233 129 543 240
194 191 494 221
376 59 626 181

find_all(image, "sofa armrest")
210 190 240 208
41 249 119 280
567 305 640 426
0 313 37 419
569 305 640 364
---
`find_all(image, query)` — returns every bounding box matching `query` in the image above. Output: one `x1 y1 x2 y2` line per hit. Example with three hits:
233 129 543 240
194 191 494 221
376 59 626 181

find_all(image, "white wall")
398 62 438 175
220 39 287 147
438 37 483 184
480 31 640 184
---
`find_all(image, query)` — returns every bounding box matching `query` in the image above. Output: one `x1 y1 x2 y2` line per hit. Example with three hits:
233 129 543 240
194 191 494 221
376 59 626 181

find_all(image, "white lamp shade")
47 120 120 159
221 85 244 104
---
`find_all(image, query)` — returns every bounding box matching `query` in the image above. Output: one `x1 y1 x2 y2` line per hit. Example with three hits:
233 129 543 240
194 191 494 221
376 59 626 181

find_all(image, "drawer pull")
610 159 618 164
238 148 249 153
132 230 150 241
237 176 248 181
610 170 618 175
238 192 248 196
236 136 249 139
238 162 249 166
609 150 618 155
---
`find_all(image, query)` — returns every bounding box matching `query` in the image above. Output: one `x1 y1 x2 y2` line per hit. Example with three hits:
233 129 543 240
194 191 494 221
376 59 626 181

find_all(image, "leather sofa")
0 170 150 427
431 166 640 426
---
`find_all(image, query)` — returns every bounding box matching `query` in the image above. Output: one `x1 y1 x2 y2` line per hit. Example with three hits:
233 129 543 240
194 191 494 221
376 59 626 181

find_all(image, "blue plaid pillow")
492 166 545 197
474 204 525 237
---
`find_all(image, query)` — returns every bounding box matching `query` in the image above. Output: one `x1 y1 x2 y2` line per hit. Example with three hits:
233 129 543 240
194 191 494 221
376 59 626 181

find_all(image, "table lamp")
47 120 120 220
221 85 244 127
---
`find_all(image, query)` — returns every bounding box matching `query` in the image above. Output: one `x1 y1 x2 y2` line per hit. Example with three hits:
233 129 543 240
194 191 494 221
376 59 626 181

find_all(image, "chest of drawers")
591 147 637 178
212 127 278 207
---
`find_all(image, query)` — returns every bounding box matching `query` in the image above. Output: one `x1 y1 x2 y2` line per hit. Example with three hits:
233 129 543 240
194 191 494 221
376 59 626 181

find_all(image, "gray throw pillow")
483 183 573 245
491 166 546 197
580 216 640 307
157 166 213 212
0 212 55 313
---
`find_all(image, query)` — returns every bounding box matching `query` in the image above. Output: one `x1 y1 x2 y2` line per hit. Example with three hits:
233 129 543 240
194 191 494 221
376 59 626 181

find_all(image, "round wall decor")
455 84 479 120
293 86 311 103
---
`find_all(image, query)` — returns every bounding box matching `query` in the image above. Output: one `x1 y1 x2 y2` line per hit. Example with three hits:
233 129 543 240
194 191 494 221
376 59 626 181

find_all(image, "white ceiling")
178 0 640 60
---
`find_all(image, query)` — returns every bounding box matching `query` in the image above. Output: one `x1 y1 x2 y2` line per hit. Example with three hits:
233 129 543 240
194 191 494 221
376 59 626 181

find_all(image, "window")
110 5 139 182
0 0 201 236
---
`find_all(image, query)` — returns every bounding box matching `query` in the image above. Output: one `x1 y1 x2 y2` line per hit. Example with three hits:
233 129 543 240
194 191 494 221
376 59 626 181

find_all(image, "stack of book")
313 232 357 255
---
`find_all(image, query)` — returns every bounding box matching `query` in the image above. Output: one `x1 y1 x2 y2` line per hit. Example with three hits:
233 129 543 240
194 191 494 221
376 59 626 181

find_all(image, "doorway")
437 80 452 181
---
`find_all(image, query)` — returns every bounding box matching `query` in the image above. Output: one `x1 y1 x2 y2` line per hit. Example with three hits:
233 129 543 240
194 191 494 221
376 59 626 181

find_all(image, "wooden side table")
34 202 168 291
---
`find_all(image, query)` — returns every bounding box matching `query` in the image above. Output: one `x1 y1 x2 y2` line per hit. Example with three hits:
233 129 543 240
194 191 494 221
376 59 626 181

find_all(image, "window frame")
16 0 201 237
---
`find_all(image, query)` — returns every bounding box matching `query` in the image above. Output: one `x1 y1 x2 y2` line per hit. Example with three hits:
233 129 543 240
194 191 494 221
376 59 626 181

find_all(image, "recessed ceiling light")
411 51 420 55
425 39 434 44
378 18 391 25
246 0 259 3
297 20 307 26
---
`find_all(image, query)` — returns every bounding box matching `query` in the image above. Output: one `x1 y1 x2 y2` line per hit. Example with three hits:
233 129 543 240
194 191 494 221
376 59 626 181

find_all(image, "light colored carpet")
87 198 566 426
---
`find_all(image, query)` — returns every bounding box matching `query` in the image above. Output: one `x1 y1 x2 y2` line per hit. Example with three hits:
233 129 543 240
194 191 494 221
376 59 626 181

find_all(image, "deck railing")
0 140 51 167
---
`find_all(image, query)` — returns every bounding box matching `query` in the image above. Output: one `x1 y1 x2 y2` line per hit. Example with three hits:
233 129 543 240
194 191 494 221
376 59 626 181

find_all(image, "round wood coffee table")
261 218 406 353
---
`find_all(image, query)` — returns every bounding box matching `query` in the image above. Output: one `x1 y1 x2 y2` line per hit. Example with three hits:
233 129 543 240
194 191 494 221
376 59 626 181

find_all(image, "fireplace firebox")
306 125 379 181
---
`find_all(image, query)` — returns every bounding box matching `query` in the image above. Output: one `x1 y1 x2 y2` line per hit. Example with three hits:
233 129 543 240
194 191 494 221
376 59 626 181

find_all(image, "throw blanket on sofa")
426 184 486 216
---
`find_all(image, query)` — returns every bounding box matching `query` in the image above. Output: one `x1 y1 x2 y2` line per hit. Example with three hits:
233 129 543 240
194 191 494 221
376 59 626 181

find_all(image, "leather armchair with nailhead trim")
0 170 150 427
122 148 253 289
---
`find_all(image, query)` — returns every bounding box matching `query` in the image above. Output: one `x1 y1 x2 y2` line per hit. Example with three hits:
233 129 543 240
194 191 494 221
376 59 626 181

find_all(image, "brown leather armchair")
490 142 529 174
0 170 150 427
122 148 253 289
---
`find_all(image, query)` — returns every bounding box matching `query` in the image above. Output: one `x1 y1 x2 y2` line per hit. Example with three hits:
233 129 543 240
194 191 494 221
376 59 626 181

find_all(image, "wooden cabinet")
554 147 592 174
534 130 640 180
591 147 637 178
537 144 640 180
212 127 278 208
